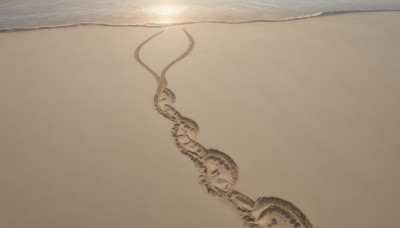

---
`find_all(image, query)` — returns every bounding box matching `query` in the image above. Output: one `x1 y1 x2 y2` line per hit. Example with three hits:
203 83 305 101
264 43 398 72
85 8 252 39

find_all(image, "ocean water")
0 0 399 30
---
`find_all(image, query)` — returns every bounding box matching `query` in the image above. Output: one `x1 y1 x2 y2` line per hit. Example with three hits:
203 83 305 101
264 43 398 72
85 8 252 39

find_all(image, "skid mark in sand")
134 29 313 228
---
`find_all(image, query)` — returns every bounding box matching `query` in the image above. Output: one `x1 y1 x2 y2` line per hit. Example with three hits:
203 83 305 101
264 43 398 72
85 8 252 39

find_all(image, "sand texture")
134 28 311 228
1 11 400 228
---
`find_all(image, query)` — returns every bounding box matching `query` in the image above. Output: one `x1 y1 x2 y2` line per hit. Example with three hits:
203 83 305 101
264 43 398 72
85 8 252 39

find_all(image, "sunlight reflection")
144 4 186 24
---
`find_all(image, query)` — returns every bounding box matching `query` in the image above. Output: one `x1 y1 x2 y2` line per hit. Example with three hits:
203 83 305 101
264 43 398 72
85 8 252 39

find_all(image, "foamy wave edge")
1 9 399 32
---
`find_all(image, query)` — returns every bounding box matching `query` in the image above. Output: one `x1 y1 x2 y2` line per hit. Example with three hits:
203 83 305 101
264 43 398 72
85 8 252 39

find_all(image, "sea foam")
0 0 399 31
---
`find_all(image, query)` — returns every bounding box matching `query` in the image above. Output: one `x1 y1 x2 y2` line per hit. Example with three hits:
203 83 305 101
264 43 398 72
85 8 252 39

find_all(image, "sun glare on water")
144 4 186 24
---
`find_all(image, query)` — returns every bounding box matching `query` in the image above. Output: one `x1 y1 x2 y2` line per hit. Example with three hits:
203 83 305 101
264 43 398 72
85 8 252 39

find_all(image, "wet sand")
1 11 400 228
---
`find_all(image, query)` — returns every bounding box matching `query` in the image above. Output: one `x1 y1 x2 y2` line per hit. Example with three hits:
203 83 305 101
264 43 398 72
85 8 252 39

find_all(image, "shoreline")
1 9 399 33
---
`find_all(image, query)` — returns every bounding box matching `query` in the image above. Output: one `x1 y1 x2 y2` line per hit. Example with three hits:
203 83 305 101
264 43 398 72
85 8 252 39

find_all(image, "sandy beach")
1 11 400 228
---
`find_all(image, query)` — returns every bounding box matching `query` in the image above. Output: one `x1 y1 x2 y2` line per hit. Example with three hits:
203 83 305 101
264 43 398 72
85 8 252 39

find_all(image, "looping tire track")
134 28 313 228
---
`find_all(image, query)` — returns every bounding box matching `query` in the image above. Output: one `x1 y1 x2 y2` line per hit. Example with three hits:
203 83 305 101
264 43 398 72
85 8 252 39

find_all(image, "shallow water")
0 0 399 30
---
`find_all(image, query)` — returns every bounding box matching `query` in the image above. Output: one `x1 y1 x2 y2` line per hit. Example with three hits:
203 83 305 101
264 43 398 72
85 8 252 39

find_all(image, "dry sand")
1 11 400 228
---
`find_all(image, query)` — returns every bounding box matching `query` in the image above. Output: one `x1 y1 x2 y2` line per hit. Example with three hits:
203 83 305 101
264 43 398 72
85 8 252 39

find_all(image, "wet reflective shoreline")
1 0 400 30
